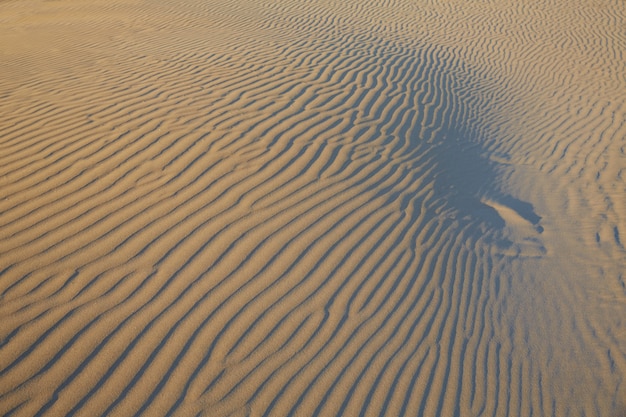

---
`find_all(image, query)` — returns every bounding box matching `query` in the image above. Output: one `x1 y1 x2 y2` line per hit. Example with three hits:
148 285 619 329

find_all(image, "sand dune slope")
0 0 625 416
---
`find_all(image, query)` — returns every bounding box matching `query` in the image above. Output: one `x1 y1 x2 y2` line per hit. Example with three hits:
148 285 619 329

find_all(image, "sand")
0 0 625 415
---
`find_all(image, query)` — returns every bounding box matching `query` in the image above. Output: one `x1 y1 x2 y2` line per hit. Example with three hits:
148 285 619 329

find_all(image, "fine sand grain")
1 0 625 416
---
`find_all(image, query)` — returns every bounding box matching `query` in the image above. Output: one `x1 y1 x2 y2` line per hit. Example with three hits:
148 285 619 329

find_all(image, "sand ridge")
0 0 625 416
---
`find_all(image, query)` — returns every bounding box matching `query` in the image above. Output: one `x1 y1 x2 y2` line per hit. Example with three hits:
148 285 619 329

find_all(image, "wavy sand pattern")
1 0 625 416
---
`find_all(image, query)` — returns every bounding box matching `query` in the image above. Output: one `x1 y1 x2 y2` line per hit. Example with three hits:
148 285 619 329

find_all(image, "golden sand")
1 0 624 415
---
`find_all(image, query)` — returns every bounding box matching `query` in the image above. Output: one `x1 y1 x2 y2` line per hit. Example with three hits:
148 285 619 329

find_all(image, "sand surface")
1 0 625 415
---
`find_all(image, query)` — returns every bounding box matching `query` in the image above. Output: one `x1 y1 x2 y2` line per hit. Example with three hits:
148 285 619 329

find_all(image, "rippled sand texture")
1 0 625 415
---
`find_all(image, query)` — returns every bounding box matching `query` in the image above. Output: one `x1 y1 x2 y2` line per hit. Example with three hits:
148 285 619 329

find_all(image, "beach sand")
1 0 625 415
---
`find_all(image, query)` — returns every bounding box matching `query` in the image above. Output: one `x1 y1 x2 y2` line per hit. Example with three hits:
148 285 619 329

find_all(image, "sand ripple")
0 0 624 416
